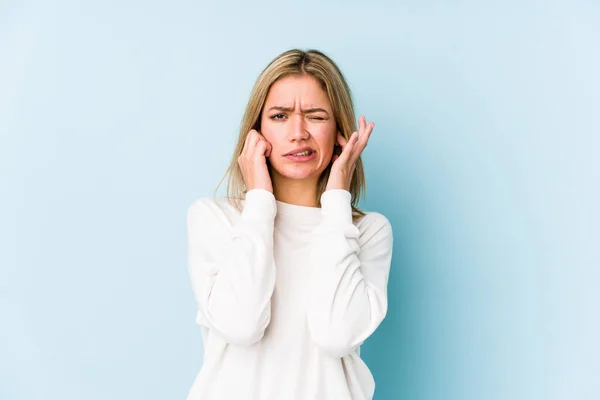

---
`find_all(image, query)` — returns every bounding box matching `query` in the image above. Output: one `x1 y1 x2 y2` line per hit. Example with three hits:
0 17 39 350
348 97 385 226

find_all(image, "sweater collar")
275 199 322 224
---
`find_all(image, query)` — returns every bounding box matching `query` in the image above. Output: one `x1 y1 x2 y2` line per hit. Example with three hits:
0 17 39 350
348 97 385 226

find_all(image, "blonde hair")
214 48 367 223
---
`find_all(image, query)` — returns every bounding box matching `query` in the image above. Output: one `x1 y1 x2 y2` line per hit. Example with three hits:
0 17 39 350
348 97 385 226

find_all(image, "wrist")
325 178 350 192
320 189 353 225
242 189 276 221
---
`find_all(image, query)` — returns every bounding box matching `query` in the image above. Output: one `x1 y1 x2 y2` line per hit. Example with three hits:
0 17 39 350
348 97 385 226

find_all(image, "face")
259 75 337 182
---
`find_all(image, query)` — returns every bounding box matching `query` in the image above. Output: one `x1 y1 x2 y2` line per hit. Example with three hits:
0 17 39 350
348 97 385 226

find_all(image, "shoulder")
355 211 393 246
187 196 242 232
356 210 392 231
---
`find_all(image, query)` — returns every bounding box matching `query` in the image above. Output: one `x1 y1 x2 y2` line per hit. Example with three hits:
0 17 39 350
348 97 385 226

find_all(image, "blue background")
1 1 598 399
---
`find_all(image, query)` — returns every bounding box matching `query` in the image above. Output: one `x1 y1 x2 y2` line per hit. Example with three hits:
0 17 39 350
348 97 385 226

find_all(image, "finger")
240 131 255 163
255 133 272 158
241 132 251 156
339 131 358 162
259 136 272 158
352 122 370 150
358 116 366 139
358 121 374 146
254 139 268 159
244 130 260 155
250 132 266 154
337 131 348 148
338 129 359 149
349 122 374 163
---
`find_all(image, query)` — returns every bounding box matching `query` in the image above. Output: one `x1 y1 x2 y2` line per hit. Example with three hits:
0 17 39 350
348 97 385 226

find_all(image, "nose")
288 114 310 142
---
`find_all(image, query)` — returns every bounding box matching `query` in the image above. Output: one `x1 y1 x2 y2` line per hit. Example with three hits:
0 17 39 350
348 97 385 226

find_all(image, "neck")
272 174 320 208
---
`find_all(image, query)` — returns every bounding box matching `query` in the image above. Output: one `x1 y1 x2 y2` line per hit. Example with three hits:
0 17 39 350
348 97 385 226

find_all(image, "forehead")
264 75 331 109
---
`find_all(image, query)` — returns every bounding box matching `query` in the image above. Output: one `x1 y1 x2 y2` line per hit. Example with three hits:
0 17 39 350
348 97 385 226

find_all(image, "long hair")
214 48 367 222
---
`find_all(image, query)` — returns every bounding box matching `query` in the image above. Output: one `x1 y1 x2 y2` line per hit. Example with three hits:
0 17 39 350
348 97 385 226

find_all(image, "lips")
285 146 315 156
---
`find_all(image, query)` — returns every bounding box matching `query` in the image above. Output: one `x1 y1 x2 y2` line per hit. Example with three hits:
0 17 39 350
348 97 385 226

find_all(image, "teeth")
291 150 311 156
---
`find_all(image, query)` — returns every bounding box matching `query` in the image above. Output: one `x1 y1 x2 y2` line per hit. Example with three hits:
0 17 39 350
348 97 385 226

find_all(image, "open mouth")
288 150 313 157
285 150 316 161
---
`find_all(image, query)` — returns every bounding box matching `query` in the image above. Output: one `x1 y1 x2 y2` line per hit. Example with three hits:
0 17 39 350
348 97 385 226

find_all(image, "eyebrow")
267 106 330 115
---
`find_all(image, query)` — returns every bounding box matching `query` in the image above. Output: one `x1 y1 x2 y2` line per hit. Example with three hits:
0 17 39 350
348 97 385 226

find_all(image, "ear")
333 130 342 155
334 144 342 156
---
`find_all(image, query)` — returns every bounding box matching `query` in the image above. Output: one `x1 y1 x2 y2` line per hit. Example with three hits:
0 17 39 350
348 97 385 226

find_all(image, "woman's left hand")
326 115 375 192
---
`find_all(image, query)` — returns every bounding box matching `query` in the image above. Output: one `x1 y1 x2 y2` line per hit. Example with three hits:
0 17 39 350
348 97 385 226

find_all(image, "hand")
326 115 374 192
238 129 274 193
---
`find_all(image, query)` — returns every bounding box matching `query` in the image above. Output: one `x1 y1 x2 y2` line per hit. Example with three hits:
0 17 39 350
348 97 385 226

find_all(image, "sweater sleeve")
306 189 394 358
186 189 277 347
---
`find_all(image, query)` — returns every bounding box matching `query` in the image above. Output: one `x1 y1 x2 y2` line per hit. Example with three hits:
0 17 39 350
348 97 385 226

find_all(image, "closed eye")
270 114 327 121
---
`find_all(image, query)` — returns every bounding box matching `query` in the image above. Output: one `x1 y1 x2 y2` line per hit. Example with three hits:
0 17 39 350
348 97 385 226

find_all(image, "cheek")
259 120 277 143
259 115 269 134
314 127 336 149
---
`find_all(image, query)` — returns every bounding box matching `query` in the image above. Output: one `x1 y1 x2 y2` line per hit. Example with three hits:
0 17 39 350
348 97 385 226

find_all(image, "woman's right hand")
238 129 273 193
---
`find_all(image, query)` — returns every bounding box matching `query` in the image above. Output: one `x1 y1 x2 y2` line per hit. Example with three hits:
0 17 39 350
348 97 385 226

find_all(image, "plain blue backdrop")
1 1 598 399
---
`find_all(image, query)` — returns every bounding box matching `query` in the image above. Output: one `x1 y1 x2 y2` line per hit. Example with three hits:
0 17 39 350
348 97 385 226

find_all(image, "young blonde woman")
186 48 394 400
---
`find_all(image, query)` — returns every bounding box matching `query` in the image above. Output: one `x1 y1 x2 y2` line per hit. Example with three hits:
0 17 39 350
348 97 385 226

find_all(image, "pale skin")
237 75 374 207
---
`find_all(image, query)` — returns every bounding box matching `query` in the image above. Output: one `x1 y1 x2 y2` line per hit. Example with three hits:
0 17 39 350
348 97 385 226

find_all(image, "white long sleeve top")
185 188 394 400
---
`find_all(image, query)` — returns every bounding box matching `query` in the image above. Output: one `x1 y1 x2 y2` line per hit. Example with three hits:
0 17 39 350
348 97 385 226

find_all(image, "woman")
186 48 394 400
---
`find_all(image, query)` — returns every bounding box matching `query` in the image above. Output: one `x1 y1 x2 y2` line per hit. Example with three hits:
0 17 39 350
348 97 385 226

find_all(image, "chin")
283 170 317 180
274 164 321 180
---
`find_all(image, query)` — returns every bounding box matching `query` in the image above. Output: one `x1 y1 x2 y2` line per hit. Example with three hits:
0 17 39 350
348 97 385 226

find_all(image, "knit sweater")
185 188 394 400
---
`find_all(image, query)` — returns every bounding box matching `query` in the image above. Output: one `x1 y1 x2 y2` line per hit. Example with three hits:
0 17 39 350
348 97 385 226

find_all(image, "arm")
306 189 394 358
186 189 277 346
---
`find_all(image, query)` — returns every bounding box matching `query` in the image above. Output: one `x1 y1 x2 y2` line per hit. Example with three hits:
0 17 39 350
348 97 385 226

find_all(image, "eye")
310 116 325 121
270 113 286 120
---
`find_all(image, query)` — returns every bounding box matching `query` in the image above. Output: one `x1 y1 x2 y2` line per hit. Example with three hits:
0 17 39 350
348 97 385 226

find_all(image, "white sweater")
185 188 394 400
